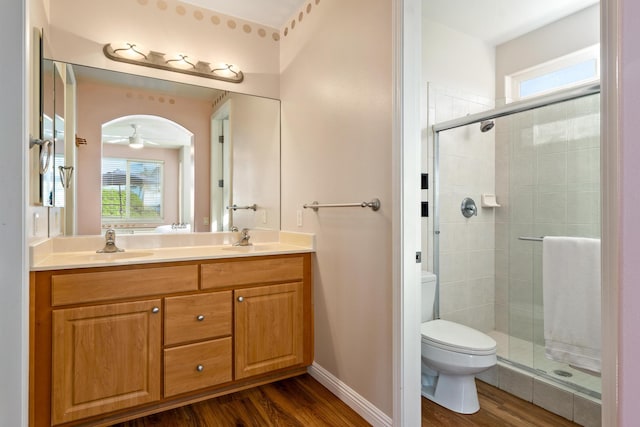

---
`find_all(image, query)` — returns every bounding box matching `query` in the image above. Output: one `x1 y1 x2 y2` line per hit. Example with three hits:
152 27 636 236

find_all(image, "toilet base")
421 373 480 414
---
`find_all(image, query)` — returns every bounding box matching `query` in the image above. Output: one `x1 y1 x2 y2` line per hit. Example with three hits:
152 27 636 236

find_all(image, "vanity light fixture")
111 42 148 60
103 43 244 83
211 63 241 79
165 54 196 70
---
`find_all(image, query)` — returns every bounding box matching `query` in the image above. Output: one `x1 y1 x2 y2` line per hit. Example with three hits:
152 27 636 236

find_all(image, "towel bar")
303 198 381 212
518 236 544 241
227 204 257 211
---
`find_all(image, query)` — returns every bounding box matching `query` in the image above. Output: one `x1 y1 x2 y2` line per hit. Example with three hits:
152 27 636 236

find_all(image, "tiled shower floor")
488 330 602 397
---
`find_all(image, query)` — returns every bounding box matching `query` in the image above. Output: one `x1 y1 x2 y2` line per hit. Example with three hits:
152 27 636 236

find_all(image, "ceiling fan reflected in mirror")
103 124 159 149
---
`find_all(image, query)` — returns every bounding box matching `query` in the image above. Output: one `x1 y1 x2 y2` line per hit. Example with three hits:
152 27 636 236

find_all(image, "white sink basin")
221 244 280 253
67 251 155 262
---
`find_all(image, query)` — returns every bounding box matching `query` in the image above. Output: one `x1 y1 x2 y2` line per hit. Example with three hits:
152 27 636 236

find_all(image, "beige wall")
47 0 280 98
75 79 212 234
280 0 394 417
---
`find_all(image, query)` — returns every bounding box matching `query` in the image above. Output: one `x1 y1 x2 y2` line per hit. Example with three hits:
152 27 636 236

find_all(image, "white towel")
542 236 601 372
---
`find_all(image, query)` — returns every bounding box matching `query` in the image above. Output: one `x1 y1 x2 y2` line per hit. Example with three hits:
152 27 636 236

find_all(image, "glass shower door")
503 93 601 396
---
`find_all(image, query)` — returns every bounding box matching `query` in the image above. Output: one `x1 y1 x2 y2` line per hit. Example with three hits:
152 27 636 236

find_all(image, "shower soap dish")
481 194 500 208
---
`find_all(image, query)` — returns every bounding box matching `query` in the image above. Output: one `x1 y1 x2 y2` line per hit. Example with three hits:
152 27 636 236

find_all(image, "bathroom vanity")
29 235 314 426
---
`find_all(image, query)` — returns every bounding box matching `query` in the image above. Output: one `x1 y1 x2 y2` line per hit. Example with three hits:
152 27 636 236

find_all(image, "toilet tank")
421 271 437 323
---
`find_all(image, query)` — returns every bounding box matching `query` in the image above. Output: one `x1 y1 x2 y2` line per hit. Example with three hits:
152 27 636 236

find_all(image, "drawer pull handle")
237 296 244 302
196 364 204 372
196 315 205 321
151 307 160 314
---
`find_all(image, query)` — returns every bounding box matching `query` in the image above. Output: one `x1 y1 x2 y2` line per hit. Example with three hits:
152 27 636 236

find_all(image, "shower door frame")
430 81 601 321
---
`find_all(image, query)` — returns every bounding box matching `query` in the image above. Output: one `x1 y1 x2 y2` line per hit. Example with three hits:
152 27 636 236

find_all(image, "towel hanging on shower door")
542 236 601 373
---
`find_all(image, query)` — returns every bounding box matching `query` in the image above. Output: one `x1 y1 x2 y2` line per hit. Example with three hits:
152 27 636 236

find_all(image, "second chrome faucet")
96 228 124 253
233 228 252 246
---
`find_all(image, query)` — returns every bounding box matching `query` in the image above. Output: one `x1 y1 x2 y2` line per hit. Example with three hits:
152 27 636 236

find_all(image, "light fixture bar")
103 43 244 83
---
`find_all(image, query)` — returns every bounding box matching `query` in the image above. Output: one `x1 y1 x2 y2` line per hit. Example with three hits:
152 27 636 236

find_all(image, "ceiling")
178 0 307 28
423 0 599 46
102 115 192 148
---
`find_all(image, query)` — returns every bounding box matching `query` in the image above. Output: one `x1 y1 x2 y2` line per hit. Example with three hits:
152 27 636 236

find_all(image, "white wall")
421 20 496 104
280 0 394 418
420 17 496 274
495 5 599 102
0 1 27 426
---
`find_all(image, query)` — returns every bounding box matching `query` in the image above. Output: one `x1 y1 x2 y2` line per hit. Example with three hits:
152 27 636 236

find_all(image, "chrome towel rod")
304 198 381 212
519 236 544 242
227 204 257 211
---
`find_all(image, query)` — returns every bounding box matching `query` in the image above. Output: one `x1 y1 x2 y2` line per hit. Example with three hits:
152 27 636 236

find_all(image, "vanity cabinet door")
234 282 304 379
51 300 162 425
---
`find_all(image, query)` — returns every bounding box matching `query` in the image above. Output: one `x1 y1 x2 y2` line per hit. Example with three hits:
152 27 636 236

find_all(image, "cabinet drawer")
51 265 198 306
201 256 303 290
164 291 232 346
164 338 232 397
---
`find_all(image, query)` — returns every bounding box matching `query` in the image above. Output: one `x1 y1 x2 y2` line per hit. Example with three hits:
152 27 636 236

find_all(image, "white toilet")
421 271 497 414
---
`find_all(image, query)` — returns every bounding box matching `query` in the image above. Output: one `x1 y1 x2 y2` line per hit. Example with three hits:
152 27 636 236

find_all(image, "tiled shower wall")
494 93 601 342
427 84 496 332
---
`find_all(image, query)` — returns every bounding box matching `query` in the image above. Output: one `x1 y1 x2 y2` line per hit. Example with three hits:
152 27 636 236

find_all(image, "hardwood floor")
113 374 370 427
113 375 581 426
422 380 581 427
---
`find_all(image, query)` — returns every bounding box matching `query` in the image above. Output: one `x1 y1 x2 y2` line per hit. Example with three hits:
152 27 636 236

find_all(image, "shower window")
506 45 600 101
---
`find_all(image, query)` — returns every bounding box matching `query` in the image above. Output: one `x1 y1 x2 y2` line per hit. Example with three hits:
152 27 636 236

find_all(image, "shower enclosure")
430 82 601 399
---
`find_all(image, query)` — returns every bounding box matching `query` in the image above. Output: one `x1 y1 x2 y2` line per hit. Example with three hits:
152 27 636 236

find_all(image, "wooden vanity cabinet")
30 253 312 427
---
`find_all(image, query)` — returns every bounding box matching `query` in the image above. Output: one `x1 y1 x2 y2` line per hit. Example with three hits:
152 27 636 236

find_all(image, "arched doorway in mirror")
101 114 194 234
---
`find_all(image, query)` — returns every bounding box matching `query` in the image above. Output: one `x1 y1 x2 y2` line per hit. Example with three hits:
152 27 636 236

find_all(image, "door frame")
392 0 422 425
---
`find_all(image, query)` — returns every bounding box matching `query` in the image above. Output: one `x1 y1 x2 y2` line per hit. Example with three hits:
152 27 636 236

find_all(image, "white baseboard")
307 362 392 427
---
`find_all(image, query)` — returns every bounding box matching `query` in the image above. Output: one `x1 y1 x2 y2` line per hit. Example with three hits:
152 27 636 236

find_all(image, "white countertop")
30 231 315 271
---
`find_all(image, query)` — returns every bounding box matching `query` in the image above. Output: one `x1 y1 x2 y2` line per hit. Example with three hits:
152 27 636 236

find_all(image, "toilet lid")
421 319 496 355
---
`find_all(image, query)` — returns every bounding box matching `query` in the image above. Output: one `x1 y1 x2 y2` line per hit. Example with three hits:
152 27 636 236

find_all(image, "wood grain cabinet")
235 282 304 379
164 291 233 397
31 253 312 427
51 300 162 424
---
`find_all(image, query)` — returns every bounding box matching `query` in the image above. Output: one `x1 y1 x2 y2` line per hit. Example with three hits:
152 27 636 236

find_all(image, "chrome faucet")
233 228 252 246
96 228 124 253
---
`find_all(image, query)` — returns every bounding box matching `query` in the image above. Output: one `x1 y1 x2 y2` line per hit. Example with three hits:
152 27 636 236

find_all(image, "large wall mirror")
41 59 281 236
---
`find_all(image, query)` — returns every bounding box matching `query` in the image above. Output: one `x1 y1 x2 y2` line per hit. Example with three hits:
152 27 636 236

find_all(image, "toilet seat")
421 319 496 356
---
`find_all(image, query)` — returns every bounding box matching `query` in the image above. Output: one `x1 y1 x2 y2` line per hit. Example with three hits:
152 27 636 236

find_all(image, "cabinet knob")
196 315 205 321
237 296 244 302
196 364 204 372
151 307 160 314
